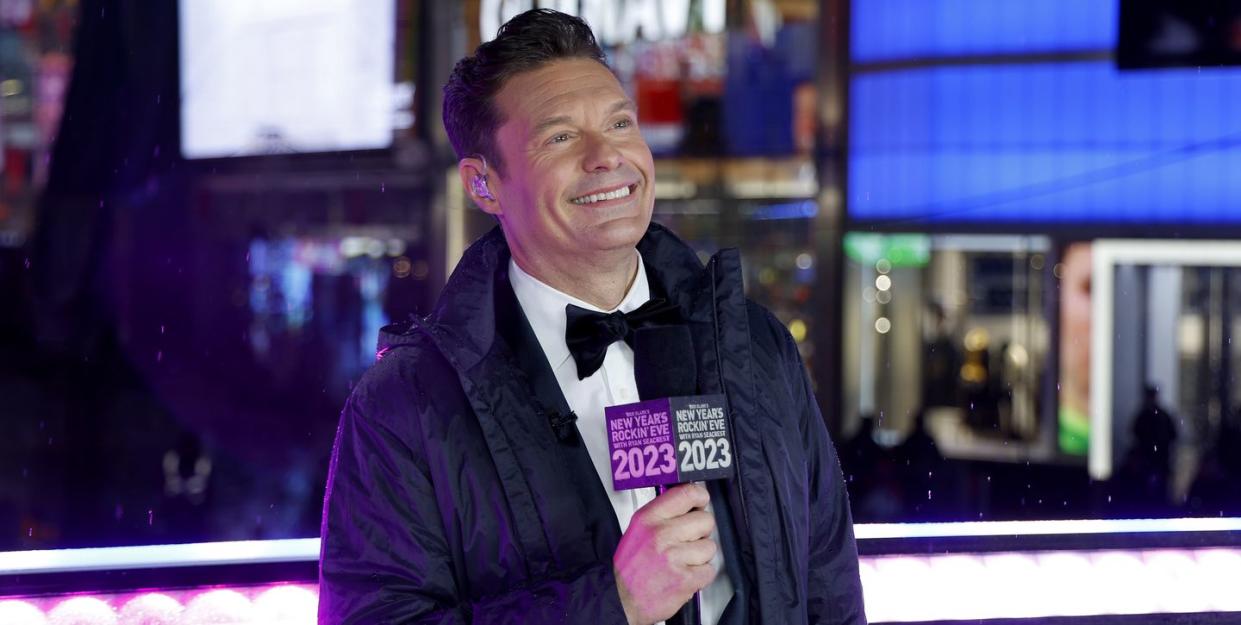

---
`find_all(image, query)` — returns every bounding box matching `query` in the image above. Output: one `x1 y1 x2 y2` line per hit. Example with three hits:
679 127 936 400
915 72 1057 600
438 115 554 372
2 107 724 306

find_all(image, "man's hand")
613 483 718 625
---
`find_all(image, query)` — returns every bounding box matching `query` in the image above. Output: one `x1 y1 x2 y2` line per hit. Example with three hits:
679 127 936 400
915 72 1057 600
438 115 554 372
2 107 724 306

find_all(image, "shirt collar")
508 252 651 372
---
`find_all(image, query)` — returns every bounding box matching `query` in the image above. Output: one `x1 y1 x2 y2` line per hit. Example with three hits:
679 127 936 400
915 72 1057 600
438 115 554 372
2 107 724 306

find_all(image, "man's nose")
580 132 624 172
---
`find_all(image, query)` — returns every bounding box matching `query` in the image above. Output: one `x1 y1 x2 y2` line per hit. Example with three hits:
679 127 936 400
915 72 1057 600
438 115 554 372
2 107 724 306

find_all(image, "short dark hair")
442 9 607 176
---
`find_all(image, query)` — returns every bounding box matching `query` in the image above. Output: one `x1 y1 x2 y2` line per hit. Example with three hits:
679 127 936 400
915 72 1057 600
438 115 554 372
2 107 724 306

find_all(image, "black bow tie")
565 298 681 380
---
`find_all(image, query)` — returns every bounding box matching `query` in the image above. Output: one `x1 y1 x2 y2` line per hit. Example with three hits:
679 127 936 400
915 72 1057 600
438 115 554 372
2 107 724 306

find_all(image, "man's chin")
590 213 651 248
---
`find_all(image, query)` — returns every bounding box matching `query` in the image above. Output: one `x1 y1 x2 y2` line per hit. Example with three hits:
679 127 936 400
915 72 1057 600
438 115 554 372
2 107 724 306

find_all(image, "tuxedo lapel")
494 265 624 562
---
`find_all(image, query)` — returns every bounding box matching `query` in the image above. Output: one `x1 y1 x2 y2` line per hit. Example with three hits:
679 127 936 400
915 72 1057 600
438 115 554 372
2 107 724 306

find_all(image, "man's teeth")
571 185 631 205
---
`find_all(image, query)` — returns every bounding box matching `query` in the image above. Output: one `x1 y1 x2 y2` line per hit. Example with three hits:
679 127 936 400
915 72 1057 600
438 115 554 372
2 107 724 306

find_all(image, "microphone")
633 325 697 401
606 326 734 625
547 410 579 443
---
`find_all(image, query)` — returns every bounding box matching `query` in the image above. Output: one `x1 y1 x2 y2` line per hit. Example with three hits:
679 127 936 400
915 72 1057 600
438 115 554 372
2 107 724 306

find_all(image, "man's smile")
570 182 638 205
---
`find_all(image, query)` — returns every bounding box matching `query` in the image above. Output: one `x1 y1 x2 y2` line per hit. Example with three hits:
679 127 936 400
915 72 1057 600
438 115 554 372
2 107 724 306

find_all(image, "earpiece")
467 155 496 203
473 175 494 201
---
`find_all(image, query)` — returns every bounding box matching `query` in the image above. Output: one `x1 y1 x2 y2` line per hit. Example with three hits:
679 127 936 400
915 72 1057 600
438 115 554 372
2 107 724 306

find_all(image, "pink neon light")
182 589 253 624
980 552 1043 620
0 599 47 625
47 596 117 625
1094 551 1154 615
0 585 318 625
117 593 182 625
0 548 1238 624
871 556 935 622
859 548 1241 622
925 555 989 620
253 586 317 624
1142 549 1208 613
1034 551 1094 616
1197 549 1241 612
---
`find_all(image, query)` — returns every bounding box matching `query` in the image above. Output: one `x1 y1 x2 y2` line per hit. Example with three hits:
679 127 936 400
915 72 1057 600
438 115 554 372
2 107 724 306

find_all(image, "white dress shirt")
509 253 733 625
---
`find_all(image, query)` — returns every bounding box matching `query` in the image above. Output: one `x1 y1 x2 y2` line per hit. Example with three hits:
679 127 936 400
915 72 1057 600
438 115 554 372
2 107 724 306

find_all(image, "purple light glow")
0 585 317 625
871 556 936 622
47 597 117 625
924 555 989 620
978 552 1043 620
1033 551 1095 616
117 593 183 625
252 586 317 624
0 599 47 625
181 589 252 625
1197 549 1241 612
1142 549 1208 613
861 548 1241 622
1093 551 1155 615
854 517 1241 539
0 547 1238 623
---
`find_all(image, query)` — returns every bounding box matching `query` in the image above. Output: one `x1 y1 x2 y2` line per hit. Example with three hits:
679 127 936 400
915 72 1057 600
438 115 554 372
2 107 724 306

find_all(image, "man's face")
484 58 655 271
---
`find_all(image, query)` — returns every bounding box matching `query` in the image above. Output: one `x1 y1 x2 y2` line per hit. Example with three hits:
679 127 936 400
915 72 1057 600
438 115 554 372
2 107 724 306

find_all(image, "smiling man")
319 9 865 625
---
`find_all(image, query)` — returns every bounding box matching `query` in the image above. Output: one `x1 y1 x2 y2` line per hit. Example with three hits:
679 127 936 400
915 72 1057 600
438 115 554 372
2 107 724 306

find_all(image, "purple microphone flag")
605 394 734 490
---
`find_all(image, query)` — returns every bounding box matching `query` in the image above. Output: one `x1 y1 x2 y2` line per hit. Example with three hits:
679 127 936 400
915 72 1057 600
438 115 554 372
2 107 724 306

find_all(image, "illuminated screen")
849 62 1241 226
178 0 400 158
851 0 1117 62
848 0 1241 227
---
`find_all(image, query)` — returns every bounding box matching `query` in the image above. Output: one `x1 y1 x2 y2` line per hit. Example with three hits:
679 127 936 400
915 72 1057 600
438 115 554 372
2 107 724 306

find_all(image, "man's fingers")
644 483 709 521
667 538 719 568
685 562 719 592
657 509 715 547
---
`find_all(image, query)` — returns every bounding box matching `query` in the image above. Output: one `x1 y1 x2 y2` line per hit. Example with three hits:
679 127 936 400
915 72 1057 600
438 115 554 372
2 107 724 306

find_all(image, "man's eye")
614 118 633 129
548 133 570 144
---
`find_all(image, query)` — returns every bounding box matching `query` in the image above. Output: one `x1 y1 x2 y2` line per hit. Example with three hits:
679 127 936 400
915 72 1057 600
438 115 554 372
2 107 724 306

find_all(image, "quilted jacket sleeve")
772 312 868 625
318 359 629 625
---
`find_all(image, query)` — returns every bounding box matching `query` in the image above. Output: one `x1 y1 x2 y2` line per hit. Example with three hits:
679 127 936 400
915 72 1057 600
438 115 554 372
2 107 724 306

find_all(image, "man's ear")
458 157 500 216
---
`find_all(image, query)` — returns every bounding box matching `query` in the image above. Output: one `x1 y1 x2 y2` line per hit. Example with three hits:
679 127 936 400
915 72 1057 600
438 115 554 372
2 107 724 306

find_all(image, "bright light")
875 275 892 291
183 590 253 624
857 548 1241 622
0 538 320 574
0 586 320 625
854 517 1241 539
253 586 318 625
47 597 116 625
0 546 1236 623
0 528 1239 624
0 600 46 625
874 317 891 334
118 593 182 625
180 0 396 158
788 319 808 343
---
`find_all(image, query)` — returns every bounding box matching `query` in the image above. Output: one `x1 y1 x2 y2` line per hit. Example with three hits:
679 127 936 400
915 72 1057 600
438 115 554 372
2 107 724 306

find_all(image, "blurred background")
2 0 1241 556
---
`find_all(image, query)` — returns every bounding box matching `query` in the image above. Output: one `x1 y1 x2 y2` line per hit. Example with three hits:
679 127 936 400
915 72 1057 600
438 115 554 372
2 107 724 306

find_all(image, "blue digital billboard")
852 0 1117 62
849 1 1241 227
